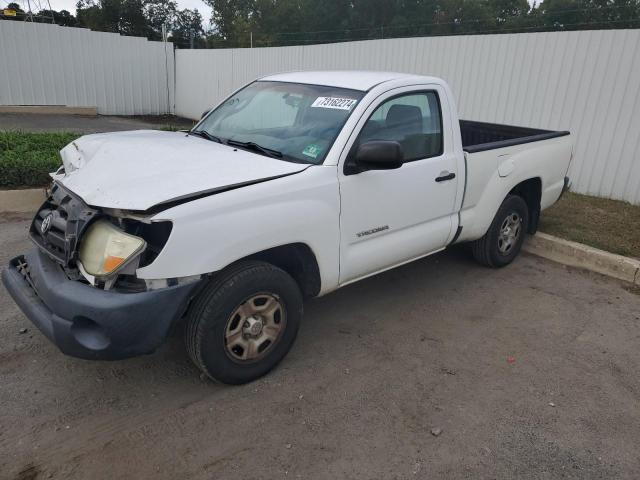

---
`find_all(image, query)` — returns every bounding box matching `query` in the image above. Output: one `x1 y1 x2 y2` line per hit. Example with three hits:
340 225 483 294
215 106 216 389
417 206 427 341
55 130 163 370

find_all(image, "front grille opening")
30 184 173 292
29 183 100 267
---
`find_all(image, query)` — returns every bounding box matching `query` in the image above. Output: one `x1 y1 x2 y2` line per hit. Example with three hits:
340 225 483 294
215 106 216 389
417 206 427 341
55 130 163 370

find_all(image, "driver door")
338 86 460 284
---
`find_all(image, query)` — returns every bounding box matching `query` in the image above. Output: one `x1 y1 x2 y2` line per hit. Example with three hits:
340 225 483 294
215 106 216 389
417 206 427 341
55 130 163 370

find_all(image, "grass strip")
540 192 639 259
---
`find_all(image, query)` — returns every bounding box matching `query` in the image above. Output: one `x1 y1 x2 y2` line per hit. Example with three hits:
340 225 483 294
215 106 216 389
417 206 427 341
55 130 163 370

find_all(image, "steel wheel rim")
223 293 286 363
497 212 522 255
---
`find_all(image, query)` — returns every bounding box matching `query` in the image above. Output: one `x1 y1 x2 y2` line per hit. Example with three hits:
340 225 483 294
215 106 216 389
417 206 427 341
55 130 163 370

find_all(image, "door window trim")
344 89 444 173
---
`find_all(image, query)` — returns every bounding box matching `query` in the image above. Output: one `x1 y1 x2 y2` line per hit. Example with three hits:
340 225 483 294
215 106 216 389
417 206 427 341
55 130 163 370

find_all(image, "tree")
76 0 150 37
537 0 640 30
5 0 638 46
74 0 205 46
201 0 533 46
37 9 78 26
206 0 256 47
144 0 178 40
171 8 205 48
118 0 149 36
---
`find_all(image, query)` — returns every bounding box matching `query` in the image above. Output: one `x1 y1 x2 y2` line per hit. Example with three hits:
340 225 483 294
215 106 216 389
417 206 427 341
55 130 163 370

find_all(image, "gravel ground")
1 214 639 480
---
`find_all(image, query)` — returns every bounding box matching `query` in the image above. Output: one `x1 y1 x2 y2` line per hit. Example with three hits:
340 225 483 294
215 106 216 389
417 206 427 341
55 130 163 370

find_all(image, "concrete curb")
524 232 640 286
0 188 46 213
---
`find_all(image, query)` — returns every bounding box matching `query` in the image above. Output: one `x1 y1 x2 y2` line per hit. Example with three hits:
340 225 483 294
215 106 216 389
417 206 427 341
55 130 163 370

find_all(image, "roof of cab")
259 70 437 91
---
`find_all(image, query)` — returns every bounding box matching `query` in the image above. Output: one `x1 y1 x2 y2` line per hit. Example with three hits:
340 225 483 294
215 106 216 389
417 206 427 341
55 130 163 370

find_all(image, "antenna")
24 0 33 21
22 0 55 23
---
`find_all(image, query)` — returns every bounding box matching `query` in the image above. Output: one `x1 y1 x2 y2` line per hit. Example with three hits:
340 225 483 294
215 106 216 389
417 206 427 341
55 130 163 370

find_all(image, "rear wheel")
471 194 529 268
185 261 303 384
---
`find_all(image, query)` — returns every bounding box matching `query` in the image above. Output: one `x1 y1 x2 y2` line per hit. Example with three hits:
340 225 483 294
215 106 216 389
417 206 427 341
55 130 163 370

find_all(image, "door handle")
435 172 456 182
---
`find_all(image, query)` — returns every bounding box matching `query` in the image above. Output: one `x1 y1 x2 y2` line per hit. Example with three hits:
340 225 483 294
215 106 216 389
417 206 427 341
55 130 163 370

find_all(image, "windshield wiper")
187 130 223 144
226 139 283 159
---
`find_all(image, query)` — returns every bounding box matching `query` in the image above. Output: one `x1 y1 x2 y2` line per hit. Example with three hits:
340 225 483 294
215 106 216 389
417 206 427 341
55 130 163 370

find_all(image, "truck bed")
460 120 569 153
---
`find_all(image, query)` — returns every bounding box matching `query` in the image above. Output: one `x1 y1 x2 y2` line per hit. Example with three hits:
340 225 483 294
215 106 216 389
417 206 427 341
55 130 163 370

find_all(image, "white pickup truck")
2 71 572 384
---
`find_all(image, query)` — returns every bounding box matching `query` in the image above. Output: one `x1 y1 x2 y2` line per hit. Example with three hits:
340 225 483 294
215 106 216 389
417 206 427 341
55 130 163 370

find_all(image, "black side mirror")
346 140 404 174
201 109 211 120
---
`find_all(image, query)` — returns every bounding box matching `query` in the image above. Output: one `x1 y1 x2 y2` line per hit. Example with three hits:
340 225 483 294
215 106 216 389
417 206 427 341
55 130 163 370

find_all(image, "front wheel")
471 194 529 268
185 261 303 384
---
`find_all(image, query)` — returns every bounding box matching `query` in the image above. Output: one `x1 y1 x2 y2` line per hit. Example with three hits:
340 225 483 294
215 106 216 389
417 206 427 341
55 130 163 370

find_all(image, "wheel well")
509 178 541 234
243 243 321 298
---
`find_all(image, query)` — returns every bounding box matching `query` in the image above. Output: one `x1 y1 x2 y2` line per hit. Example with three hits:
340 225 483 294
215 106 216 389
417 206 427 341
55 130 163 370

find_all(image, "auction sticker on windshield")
311 97 358 110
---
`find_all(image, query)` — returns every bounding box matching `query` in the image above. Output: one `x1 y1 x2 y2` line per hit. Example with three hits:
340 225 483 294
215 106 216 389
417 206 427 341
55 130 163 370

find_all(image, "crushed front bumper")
1 249 201 360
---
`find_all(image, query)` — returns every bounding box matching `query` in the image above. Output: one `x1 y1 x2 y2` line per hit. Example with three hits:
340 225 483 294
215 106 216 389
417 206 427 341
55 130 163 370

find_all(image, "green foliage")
3 0 639 47
70 0 205 47
0 132 78 188
171 8 205 47
144 0 179 39
37 9 78 26
203 0 640 47
76 0 151 37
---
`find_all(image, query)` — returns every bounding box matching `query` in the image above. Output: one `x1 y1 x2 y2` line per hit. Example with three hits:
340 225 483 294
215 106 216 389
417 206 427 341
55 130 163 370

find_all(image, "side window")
358 91 443 162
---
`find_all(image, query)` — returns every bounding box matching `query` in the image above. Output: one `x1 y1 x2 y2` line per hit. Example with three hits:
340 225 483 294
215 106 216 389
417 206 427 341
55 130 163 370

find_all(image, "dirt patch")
0 212 33 223
623 284 640 296
14 463 41 480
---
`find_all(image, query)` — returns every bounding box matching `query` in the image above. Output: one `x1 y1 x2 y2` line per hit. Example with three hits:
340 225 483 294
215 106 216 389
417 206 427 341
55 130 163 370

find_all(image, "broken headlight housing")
78 220 146 278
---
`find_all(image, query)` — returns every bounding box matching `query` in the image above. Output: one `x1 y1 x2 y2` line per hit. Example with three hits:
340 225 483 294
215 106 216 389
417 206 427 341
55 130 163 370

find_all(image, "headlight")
78 220 146 277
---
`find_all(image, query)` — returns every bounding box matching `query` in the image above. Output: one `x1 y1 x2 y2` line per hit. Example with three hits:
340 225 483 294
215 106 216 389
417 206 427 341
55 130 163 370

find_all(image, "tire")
471 194 529 268
185 261 303 385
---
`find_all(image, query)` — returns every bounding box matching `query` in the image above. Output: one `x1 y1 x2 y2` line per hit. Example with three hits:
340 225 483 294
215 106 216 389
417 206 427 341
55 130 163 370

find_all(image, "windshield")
194 81 365 164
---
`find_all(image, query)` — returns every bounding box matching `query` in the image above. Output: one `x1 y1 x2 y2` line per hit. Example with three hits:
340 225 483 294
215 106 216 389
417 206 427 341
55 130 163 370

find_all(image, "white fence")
175 30 640 205
1 23 639 203
0 21 174 115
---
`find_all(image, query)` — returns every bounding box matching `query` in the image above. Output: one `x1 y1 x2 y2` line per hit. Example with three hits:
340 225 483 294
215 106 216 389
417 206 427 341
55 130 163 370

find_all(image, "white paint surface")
57 130 308 210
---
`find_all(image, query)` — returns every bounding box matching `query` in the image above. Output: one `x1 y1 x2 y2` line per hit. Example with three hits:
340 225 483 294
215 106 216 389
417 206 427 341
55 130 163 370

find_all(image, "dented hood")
56 130 309 211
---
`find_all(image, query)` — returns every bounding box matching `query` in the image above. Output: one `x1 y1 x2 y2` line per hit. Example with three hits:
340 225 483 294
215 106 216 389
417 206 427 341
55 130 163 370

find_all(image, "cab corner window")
358 91 443 162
